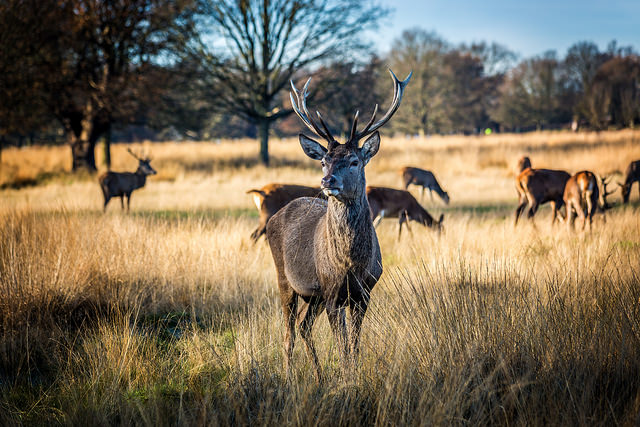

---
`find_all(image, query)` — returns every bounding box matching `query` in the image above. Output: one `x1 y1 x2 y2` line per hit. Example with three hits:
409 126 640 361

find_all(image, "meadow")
1 129 640 425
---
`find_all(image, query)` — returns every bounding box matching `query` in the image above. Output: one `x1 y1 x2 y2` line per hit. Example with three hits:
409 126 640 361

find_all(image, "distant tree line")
1 1 638 171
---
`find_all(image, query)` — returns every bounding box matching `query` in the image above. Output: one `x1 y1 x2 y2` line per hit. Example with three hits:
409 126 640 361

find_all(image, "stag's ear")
360 132 380 164
299 134 327 160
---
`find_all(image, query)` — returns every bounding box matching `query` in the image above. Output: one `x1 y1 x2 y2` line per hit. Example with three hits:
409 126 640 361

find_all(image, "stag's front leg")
348 297 369 368
326 300 348 371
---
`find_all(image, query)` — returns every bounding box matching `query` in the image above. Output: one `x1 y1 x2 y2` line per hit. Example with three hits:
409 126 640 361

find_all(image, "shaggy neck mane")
324 190 373 269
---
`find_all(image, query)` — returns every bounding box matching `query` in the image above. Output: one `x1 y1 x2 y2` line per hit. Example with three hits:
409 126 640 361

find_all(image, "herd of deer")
514 156 639 231
97 71 640 380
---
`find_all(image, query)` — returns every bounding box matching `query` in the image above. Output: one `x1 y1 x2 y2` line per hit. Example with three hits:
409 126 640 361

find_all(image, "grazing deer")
514 158 571 226
266 70 410 380
619 160 640 203
246 184 324 243
564 171 604 231
400 166 450 204
98 148 156 213
366 186 443 239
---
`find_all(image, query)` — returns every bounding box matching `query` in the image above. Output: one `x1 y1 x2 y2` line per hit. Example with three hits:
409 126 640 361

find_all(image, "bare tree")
194 0 388 166
0 0 198 172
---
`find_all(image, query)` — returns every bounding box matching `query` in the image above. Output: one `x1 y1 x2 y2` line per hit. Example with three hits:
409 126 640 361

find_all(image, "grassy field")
1 130 640 425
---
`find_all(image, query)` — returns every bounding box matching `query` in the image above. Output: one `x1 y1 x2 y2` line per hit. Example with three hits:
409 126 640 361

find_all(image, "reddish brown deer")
366 186 443 238
619 160 640 203
266 70 410 380
565 172 615 231
98 149 156 212
564 171 599 231
399 166 450 204
514 158 571 226
246 184 324 243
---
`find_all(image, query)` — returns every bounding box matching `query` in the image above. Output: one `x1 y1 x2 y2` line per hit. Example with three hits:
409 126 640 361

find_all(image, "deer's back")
401 167 436 186
99 171 139 195
258 184 323 215
518 168 570 202
367 186 421 218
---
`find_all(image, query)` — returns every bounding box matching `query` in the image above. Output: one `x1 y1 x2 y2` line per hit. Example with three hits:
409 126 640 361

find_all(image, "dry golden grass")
1 130 640 425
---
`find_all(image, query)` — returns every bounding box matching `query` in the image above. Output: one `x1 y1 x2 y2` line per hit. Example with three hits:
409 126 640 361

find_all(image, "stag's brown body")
514 159 570 225
400 166 450 204
620 160 640 203
366 186 443 238
98 151 156 212
246 184 324 243
564 171 600 231
266 69 410 380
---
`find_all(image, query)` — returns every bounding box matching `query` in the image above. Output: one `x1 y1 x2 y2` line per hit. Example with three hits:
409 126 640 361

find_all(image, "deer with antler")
266 70 411 380
98 148 156 212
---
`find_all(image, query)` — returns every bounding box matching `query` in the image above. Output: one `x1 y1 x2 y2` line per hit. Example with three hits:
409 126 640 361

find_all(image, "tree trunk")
258 118 270 166
103 126 112 170
70 136 97 172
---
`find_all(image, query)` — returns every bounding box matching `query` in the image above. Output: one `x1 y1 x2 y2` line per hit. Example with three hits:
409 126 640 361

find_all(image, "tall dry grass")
1 130 640 425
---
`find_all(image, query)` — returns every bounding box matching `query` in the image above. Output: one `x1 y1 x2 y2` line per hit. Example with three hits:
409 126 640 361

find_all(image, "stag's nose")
321 175 342 196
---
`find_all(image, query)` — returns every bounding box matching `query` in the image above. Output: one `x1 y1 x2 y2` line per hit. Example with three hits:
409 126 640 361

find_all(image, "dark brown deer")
564 171 601 231
366 186 443 238
618 160 640 203
98 149 156 213
266 70 411 380
246 184 324 243
514 158 571 226
399 166 450 204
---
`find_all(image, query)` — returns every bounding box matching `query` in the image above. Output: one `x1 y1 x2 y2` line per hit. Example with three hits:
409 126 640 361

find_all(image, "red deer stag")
400 166 450 204
266 70 411 380
514 158 570 226
563 171 611 231
619 160 640 203
246 184 324 243
98 149 156 213
366 186 443 239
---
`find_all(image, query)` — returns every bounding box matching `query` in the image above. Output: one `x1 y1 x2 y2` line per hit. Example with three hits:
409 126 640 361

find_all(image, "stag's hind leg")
297 296 324 382
514 196 527 226
279 283 298 379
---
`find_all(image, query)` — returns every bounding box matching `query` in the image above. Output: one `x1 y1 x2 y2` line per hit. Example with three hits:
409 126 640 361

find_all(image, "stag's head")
291 70 411 203
618 181 631 203
127 148 157 176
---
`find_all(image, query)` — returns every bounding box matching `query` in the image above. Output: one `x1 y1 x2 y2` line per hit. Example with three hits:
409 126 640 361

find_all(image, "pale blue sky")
370 0 640 58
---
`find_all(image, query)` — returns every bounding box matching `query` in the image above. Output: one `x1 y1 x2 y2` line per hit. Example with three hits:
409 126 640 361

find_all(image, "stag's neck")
322 193 374 269
133 172 147 189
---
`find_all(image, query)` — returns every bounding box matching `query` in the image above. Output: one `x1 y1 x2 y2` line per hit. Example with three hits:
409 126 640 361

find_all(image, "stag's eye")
350 160 359 167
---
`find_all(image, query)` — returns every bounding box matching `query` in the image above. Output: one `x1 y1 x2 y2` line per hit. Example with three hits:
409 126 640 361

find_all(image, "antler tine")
349 110 360 143
127 147 141 161
290 79 332 143
354 69 412 141
315 111 336 146
357 104 378 139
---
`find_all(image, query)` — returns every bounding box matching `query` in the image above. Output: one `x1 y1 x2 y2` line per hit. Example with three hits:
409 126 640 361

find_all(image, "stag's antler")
290 79 337 147
290 69 412 149
127 148 142 161
348 69 412 146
